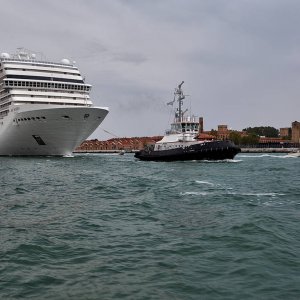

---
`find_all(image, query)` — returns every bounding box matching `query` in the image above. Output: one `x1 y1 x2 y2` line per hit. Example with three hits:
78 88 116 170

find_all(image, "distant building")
258 137 287 144
292 121 300 143
280 127 291 138
217 125 229 140
76 136 162 152
199 117 204 133
203 124 246 140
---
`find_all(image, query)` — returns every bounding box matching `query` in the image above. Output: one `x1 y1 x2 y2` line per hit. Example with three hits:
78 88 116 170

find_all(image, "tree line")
228 126 280 146
242 126 279 138
228 132 259 146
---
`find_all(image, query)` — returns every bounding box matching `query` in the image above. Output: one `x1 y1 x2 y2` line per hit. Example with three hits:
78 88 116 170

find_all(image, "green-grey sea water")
0 153 299 299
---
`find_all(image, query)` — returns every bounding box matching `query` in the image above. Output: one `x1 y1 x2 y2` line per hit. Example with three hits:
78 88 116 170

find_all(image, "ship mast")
175 81 185 122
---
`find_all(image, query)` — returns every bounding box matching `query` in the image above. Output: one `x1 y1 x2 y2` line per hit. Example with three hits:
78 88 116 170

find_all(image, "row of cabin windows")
5 74 84 83
157 144 185 150
0 89 9 96
13 101 87 106
13 116 46 122
0 94 88 103
0 110 8 117
0 101 85 114
0 95 11 103
0 95 7 103
0 101 11 109
171 123 199 132
3 67 80 76
8 93 87 100
4 81 90 91
182 123 199 132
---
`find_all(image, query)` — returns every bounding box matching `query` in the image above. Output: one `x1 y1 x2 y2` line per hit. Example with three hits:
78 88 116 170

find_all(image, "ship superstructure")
0 48 108 155
154 81 201 150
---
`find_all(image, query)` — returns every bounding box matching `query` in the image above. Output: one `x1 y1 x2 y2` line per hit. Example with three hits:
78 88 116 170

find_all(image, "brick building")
76 136 162 152
292 121 300 143
217 125 230 139
280 127 291 138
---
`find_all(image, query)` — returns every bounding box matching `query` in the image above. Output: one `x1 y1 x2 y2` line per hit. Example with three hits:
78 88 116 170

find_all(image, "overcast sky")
1 0 300 139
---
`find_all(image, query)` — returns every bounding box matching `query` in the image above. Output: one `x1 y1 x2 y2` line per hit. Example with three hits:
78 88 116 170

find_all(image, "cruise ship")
0 48 109 156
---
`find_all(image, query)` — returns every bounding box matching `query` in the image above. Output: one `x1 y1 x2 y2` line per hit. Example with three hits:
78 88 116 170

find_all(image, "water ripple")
0 153 299 299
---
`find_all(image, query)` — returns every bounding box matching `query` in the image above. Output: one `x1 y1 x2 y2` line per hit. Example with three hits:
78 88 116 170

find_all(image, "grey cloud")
112 52 147 65
1 0 300 139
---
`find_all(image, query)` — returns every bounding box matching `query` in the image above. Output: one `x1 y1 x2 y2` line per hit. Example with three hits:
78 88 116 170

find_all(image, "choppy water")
0 153 299 299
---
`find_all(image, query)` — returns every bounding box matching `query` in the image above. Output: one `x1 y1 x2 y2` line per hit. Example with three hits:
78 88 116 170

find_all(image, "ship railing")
181 116 199 123
174 116 199 123
0 58 75 68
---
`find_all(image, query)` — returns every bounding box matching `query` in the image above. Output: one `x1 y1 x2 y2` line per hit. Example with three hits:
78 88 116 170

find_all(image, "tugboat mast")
175 81 185 122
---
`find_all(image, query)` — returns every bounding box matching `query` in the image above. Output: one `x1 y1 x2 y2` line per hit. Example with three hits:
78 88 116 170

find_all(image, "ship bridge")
167 116 200 135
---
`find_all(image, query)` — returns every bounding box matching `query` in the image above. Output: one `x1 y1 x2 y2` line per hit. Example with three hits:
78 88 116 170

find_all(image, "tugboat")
134 81 240 161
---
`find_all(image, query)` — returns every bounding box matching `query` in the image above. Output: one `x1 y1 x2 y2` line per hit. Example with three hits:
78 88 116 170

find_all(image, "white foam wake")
238 154 292 159
198 159 242 163
227 192 285 197
180 191 210 196
195 180 215 186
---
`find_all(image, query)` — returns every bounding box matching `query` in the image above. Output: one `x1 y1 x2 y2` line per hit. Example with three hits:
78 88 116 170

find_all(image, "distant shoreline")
73 148 299 154
73 150 138 154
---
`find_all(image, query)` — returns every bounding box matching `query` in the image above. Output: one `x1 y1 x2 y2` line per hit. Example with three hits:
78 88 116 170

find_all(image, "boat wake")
180 191 210 196
195 180 215 186
281 154 299 158
227 192 285 197
180 190 285 199
238 154 293 159
197 159 242 163
195 180 233 190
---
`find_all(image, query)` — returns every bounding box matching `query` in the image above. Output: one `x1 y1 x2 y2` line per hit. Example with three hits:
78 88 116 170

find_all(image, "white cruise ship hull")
0 104 109 156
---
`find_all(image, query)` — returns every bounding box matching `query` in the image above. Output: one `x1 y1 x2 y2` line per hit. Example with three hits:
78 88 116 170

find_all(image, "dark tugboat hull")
135 141 240 162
